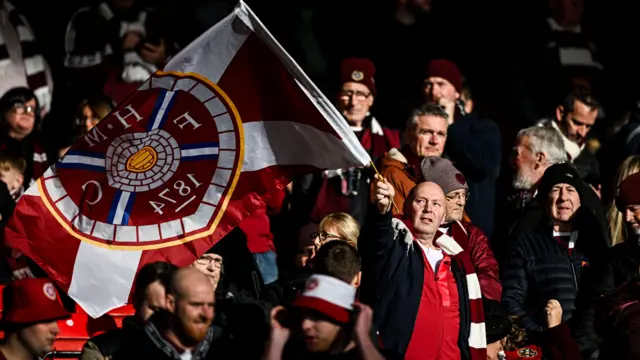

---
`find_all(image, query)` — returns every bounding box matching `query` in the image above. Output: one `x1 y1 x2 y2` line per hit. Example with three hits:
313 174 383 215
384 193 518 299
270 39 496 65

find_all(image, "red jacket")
449 221 502 300
239 190 285 253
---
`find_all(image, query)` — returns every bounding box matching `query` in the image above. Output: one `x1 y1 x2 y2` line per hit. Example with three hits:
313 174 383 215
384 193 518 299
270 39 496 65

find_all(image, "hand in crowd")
373 174 394 214
122 31 143 50
269 305 291 344
545 299 563 328
353 302 374 345
140 40 167 66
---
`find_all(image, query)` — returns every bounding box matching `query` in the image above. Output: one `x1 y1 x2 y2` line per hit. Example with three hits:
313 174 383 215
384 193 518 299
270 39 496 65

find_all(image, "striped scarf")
0 1 52 113
393 217 487 360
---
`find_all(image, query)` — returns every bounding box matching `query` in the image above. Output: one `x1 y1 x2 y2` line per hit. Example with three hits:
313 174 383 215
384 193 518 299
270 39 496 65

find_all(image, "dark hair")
0 87 40 134
74 93 115 135
561 85 599 114
133 262 177 308
312 240 361 284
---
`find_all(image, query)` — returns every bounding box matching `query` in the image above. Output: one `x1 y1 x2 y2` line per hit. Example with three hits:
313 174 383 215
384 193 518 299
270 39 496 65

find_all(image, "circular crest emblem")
351 70 364 82
306 279 319 291
41 72 243 250
517 347 538 358
43 282 57 301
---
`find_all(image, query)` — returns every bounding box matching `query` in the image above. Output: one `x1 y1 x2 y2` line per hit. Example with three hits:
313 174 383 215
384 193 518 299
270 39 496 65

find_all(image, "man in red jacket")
421 156 502 300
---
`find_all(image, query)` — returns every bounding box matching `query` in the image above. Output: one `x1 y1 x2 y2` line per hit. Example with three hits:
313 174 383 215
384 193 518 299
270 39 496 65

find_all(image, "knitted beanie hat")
421 156 468 195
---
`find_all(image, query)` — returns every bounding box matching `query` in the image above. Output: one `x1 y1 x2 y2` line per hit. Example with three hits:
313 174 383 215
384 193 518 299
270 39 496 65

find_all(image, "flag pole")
370 161 400 213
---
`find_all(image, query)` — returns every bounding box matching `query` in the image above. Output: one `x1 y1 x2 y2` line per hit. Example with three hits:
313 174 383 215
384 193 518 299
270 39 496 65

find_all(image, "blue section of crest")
57 151 106 172
122 192 136 225
107 190 136 225
148 90 177 131
180 142 220 161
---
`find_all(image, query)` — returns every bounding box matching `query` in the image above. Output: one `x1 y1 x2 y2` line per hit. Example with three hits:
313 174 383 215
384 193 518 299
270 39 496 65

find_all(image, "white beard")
512 171 535 190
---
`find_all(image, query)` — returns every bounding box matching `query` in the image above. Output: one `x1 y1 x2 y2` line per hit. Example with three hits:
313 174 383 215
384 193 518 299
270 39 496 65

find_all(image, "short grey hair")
516 126 567 164
406 103 449 131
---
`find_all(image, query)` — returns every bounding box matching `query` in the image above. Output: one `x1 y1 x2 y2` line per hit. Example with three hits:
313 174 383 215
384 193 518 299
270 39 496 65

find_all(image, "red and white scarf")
393 217 487 360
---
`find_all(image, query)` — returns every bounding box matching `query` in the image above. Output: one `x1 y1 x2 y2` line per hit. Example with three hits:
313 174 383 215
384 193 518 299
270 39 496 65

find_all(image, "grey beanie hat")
421 157 468 194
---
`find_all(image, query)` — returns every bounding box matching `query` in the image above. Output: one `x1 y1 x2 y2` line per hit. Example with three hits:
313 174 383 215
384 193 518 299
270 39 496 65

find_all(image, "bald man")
359 177 488 360
114 268 228 360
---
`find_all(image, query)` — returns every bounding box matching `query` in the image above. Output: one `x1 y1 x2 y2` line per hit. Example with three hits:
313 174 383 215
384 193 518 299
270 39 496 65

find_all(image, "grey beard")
512 173 535 190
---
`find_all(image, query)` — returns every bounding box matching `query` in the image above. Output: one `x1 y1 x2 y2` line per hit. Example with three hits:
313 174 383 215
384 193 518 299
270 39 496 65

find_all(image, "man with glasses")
191 252 224 292
421 156 502 300
302 57 399 225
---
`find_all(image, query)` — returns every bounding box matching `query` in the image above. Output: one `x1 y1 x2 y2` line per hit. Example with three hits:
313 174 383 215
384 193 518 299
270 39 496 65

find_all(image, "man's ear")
15 173 23 189
166 294 176 313
534 152 547 169
351 271 362 288
555 105 564 122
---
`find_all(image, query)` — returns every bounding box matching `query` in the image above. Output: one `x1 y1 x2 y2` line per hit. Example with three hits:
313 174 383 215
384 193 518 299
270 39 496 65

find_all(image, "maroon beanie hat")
426 59 463 93
616 172 640 212
340 57 376 95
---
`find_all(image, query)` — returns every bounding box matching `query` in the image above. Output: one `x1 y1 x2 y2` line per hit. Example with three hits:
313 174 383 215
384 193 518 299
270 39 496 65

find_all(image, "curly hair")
502 316 528 351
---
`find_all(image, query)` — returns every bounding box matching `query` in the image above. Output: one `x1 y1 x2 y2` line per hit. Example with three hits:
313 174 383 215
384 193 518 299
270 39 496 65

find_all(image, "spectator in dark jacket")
502 163 608 358
360 177 487 360
423 59 501 238
80 261 177 360
593 172 640 357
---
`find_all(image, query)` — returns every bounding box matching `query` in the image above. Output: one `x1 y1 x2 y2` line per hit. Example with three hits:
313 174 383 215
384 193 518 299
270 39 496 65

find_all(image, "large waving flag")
5 1 370 317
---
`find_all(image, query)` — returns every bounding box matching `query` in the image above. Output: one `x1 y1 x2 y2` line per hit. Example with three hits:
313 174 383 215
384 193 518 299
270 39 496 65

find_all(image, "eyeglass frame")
310 231 343 242
11 103 35 116
195 254 223 267
339 90 371 102
445 190 470 202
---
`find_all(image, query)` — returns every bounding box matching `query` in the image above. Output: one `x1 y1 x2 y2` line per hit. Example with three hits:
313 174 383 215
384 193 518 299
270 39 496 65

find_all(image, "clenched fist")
545 299 562 328
373 174 394 214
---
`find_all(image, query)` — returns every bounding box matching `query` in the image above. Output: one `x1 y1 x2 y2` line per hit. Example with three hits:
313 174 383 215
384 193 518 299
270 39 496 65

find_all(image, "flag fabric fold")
5 1 370 318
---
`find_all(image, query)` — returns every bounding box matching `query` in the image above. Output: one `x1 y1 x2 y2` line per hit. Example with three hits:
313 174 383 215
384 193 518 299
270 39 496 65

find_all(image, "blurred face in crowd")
549 0 583 27
444 189 467 223
409 182 445 237
337 82 374 127
300 309 342 352
82 105 102 132
511 135 546 190
424 77 459 109
167 270 215 347
138 280 167 322
18 321 59 356
556 99 597 145
0 167 23 193
5 98 36 140
190 253 223 291
624 205 640 237
311 227 344 251
406 114 447 158
547 183 581 224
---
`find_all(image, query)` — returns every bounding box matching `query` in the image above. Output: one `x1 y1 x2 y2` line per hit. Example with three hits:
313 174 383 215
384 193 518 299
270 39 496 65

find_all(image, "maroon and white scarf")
392 216 487 360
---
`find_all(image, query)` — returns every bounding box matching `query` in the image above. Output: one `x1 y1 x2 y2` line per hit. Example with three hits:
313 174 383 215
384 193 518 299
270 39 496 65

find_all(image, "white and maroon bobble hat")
292 274 356 323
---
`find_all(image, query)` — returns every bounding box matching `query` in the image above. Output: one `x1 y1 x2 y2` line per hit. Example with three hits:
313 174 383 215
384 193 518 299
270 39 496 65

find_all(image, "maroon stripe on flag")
217 33 341 137
5 192 80 292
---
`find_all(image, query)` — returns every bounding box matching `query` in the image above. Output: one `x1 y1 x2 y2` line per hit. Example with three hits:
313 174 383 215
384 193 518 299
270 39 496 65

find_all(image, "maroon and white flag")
5 1 370 317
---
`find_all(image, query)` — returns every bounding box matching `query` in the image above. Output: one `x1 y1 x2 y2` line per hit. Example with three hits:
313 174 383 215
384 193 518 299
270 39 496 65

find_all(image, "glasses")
195 255 222 267
310 231 342 242
340 90 371 102
445 191 469 202
12 103 35 115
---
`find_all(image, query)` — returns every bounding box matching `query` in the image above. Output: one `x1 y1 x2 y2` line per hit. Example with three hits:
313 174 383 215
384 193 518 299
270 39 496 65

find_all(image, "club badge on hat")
351 70 364 82
43 282 57 301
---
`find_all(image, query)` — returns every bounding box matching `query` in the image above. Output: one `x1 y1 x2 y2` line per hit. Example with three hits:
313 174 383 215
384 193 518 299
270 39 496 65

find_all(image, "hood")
380 148 408 169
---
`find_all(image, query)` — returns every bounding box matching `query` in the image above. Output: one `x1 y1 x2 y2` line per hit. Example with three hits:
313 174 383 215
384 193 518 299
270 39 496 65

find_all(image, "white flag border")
233 1 372 167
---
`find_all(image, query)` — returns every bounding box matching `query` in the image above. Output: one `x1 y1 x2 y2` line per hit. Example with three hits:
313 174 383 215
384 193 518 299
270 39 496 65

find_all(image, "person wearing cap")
301 57 400 226
373 102 449 216
591 171 640 357
423 59 501 238
0 278 70 360
502 163 608 358
361 176 487 360
420 156 502 301
264 274 386 360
